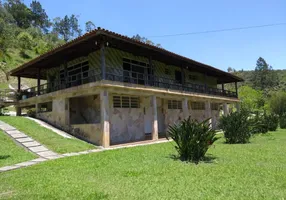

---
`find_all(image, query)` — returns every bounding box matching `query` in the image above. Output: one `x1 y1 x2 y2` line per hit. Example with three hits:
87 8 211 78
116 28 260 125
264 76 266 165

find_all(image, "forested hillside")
0 0 96 89
0 1 285 117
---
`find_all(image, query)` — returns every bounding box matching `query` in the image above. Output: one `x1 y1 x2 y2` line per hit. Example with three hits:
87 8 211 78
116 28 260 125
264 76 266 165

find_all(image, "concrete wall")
36 98 67 127
109 96 145 145
72 124 102 145
70 95 100 124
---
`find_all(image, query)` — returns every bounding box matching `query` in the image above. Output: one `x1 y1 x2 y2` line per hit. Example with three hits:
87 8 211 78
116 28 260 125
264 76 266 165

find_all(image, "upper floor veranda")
10 28 243 101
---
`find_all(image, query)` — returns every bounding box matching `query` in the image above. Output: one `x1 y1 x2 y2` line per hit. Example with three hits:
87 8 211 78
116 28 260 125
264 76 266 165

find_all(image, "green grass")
1 130 286 199
0 130 36 167
0 116 95 154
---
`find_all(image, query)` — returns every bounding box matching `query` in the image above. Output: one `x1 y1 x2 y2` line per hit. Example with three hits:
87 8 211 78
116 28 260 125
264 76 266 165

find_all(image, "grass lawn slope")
0 130 286 199
0 130 36 167
0 116 95 154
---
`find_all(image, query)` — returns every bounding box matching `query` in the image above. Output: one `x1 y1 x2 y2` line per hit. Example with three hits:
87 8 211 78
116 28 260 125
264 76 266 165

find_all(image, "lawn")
0 130 36 167
0 116 95 154
1 130 286 199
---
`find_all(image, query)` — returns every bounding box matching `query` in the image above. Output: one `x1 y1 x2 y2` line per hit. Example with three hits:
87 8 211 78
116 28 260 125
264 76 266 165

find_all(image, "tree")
4 0 32 29
269 91 286 116
238 85 265 112
132 34 162 47
30 0 50 32
85 21 95 33
251 57 279 91
52 15 81 42
17 31 33 54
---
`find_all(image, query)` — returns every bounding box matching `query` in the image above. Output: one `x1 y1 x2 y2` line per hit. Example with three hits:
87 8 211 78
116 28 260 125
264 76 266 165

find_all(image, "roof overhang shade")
10 28 243 84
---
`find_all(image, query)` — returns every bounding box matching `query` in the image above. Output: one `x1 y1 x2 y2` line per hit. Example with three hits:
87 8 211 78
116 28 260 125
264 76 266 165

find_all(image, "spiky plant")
166 117 218 163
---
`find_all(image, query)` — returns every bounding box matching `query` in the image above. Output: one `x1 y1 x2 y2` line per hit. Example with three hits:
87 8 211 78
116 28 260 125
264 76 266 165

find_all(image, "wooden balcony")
19 69 238 100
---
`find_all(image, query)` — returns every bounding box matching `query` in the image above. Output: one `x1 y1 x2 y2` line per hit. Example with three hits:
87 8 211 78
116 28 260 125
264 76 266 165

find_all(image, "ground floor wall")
30 88 231 147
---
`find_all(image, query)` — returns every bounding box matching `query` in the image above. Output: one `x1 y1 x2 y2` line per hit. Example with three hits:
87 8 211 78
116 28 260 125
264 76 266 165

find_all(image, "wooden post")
100 90 110 147
37 68 41 95
235 82 238 97
64 61 68 88
148 56 153 86
17 76 21 92
181 66 185 89
100 42 106 80
151 95 158 140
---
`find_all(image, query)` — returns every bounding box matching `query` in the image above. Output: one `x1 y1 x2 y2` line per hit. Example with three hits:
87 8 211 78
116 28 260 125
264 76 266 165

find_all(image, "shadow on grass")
0 155 10 160
167 154 217 164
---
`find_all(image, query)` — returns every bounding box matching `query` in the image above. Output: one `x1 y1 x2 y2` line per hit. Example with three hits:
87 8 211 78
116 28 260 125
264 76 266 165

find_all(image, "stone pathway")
0 120 170 173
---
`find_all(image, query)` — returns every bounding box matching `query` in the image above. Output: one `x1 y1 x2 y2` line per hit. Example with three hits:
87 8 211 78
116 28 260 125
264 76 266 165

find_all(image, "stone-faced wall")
109 96 145 144
72 124 102 145
70 95 100 124
36 98 67 128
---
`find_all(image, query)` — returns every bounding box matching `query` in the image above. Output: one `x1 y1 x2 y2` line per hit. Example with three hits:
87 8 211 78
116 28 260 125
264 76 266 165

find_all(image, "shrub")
27 108 36 118
166 117 218 163
219 110 251 144
280 114 286 129
265 114 279 131
249 112 268 134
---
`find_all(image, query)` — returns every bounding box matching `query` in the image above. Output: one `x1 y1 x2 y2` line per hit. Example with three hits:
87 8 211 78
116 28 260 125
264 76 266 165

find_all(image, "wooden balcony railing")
20 69 237 100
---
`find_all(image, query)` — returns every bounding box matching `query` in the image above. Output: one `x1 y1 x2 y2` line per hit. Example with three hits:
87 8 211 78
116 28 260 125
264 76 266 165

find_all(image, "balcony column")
151 95 158 140
64 61 68 88
100 42 106 80
205 100 212 125
235 82 238 97
223 102 229 116
17 76 21 92
100 90 110 147
222 83 225 93
183 98 189 119
181 66 185 90
37 68 41 96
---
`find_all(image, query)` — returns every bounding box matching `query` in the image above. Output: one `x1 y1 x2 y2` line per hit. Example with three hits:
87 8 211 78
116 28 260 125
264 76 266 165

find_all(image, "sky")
24 0 286 71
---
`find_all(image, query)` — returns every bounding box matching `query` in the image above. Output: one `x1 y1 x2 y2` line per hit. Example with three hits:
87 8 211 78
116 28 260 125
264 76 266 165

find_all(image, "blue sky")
25 0 286 71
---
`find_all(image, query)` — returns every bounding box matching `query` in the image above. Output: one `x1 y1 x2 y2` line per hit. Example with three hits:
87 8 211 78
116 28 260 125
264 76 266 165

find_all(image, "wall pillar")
100 42 106 80
151 96 158 140
100 90 110 147
35 103 40 113
64 98 70 125
205 100 212 125
235 102 241 112
223 102 229 116
16 106 21 116
183 98 189 119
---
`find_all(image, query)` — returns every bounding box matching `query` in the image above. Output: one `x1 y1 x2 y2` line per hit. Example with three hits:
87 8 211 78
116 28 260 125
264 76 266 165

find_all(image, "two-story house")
10 28 243 147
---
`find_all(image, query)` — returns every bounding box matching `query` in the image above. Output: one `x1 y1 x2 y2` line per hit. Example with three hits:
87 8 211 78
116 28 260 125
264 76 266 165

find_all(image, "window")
59 60 89 83
168 100 182 109
165 68 170 75
211 103 219 110
191 102 205 110
122 58 150 85
113 96 140 108
189 75 198 81
38 102 52 113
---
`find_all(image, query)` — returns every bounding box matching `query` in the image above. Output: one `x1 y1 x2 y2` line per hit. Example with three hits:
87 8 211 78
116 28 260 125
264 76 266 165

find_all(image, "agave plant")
166 117 218 163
